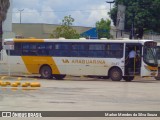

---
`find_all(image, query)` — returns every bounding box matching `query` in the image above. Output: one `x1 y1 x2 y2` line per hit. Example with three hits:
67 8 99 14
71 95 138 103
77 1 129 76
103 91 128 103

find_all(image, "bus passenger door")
125 44 142 76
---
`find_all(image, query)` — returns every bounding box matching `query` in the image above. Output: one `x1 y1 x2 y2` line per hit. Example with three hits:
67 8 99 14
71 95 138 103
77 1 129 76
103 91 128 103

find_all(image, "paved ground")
0 76 160 120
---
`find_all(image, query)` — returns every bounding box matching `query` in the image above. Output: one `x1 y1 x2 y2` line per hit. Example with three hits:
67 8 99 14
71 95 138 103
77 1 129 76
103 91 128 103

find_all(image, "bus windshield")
156 45 160 67
143 46 158 67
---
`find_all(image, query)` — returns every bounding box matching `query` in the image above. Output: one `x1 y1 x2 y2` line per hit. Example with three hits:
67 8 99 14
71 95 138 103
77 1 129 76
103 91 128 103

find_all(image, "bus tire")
40 65 52 79
155 77 160 80
54 75 66 80
123 76 134 82
109 67 122 81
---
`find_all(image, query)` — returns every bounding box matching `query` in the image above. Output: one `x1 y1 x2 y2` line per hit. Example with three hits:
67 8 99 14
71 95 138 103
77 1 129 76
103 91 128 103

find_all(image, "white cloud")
71 5 110 27
12 0 111 27
85 5 110 27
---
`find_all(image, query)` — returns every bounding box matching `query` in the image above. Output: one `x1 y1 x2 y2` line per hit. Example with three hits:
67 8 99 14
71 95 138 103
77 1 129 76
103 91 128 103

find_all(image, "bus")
0 38 158 81
155 42 160 80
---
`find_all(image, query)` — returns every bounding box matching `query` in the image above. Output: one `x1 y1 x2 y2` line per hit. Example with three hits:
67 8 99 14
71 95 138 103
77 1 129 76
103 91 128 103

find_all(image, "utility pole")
131 11 135 40
18 9 24 24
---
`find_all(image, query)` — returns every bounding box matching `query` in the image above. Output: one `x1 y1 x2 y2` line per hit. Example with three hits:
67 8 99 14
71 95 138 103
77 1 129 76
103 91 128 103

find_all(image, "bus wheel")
109 67 122 81
40 66 52 79
155 77 160 80
54 75 66 80
123 76 134 82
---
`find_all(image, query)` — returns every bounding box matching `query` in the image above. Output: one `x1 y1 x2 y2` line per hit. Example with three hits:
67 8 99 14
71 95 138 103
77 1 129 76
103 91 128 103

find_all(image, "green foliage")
0 0 10 22
62 15 74 26
110 0 160 38
50 15 80 39
96 18 112 39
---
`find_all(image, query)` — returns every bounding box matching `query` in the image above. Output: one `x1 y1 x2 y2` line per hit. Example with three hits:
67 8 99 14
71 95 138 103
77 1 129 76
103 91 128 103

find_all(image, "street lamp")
106 1 115 13
106 1 115 37
18 9 24 24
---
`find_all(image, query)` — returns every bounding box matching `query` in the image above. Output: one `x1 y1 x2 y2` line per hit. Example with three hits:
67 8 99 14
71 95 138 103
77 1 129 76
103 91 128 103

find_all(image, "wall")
12 23 92 39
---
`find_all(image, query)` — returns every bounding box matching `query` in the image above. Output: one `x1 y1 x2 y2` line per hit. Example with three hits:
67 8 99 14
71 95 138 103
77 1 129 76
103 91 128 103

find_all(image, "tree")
110 0 160 39
50 15 80 39
0 0 10 50
96 18 112 39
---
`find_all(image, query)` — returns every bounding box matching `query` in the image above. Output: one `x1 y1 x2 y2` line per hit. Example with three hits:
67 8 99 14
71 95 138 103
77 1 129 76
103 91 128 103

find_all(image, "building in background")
13 23 117 39
12 23 92 39
3 0 15 39
80 28 98 39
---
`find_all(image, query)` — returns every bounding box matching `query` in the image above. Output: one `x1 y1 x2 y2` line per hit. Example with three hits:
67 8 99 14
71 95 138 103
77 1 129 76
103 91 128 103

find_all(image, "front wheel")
40 66 52 79
109 67 122 81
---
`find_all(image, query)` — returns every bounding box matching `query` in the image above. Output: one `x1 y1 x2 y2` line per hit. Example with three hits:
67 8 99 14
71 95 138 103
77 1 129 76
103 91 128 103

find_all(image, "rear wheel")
123 76 134 82
40 66 52 79
109 67 122 81
54 75 66 80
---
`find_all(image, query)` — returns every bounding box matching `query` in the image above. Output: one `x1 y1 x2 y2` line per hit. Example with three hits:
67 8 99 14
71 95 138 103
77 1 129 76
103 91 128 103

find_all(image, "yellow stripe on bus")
21 56 60 74
14 39 44 42
145 65 158 71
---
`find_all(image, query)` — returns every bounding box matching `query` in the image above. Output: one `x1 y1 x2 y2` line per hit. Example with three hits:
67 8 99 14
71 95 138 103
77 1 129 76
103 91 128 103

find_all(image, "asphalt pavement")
0 76 160 120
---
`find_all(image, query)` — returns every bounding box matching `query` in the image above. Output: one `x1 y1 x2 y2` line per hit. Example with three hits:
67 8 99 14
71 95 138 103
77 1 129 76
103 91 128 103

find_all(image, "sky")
12 0 112 27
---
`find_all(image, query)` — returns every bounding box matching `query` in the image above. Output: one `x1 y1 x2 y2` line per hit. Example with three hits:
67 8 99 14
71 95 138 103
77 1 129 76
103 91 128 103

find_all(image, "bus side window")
88 44 105 58
54 43 70 57
71 43 88 57
106 43 123 58
46 44 53 50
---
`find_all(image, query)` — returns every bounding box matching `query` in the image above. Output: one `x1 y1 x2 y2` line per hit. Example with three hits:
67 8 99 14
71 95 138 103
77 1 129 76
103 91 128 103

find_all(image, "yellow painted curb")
1 82 7 87
15 81 21 86
0 81 3 85
30 82 41 87
21 83 28 87
11 83 18 87
6 82 11 85
25 82 30 86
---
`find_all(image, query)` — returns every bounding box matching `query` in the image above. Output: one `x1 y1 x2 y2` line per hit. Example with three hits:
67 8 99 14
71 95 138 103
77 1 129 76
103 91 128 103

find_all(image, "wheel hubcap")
44 70 49 77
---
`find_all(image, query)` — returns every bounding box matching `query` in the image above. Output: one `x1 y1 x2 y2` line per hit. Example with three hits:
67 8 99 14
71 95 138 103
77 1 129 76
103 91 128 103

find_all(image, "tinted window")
14 43 22 50
54 43 70 57
88 43 105 58
8 42 124 58
37 44 45 49
89 44 105 50
71 43 88 57
106 43 123 58
55 43 70 50
72 43 88 50
46 43 53 50
22 44 30 49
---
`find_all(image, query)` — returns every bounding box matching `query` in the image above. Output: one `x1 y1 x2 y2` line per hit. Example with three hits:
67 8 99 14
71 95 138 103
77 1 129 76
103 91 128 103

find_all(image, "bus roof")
4 38 154 44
